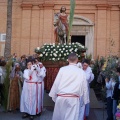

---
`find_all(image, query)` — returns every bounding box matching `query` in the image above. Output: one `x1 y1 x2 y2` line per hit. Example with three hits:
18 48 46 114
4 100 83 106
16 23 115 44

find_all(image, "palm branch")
68 0 76 43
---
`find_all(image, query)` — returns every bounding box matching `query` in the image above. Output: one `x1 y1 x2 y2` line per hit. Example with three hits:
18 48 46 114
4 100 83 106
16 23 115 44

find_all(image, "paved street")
0 89 107 120
0 107 107 120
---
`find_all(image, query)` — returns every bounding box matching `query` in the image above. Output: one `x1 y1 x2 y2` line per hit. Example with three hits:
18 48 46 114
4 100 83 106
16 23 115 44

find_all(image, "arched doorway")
71 15 94 57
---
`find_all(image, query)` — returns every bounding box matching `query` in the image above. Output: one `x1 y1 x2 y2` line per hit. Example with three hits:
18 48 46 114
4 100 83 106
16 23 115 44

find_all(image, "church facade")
0 0 120 58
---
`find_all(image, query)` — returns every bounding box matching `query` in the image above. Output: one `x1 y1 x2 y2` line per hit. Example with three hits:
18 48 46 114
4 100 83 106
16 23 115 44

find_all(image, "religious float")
35 42 87 91
34 3 85 91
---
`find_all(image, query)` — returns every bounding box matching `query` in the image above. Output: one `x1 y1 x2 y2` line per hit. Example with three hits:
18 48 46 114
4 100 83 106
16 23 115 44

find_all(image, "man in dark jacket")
112 67 120 120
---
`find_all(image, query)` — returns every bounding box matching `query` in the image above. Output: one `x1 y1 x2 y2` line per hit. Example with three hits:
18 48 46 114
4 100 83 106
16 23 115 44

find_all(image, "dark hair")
35 58 40 62
68 53 78 62
21 55 25 59
26 59 33 64
117 67 120 73
60 6 66 13
82 59 90 65
0 60 6 66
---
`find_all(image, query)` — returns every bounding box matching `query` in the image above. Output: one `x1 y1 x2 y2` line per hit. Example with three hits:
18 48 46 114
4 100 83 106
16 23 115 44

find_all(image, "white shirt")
106 80 113 98
84 66 94 84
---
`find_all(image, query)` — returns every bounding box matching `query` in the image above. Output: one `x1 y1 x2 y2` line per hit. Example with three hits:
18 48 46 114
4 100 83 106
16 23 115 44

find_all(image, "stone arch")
73 15 94 26
71 15 94 57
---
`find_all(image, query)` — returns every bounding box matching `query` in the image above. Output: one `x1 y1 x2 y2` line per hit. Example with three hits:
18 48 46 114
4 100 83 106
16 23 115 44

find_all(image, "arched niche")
71 15 94 58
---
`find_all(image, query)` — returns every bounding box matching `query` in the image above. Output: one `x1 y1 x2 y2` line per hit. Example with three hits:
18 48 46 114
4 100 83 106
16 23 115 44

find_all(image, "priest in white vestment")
20 60 45 120
82 59 94 119
49 53 89 120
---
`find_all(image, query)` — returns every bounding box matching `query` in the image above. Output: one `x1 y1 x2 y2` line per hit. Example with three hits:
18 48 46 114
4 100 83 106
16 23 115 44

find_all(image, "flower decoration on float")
35 42 87 62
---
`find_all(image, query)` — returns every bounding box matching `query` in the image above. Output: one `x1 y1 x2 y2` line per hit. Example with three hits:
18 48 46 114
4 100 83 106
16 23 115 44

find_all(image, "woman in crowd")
19 55 27 73
7 63 23 111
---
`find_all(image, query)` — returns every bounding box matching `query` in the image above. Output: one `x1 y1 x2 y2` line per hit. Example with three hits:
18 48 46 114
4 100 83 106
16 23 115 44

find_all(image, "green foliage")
2 60 12 110
92 56 106 78
104 56 119 81
68 0 76 43
90 56 106 88
85 54 92 61
35 43 87 62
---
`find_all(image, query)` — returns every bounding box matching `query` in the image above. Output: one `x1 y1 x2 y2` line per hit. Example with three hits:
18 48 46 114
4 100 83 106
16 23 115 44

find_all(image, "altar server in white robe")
49 53 89 120
20 60 44 120
34 58 46 113
34 58 46 110
39 63 46 109
76 62 85 120
82 59 94 119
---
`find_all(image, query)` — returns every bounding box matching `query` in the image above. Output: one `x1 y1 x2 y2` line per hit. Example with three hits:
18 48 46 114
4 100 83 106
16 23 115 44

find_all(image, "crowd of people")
0 53 46 120
0 52 120 120
105 67 120 120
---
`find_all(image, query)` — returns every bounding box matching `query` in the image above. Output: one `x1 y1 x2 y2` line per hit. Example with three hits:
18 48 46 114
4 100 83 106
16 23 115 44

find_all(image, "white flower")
51 46 53 48
50 54 52 56
69 43 71 45
48 49 50 51
59 54 61 57
59 49 61 51
40 54 43 57
43 52 45 54
63 48 65 50
66 46 68 48
46 53 48 56
53 53 57 57
53 49 56 51
61 51 63 53
75 48 78 52
67 53 69 55
47 46 49 48
56 51 58 53
53 43 55 46
52 58 55 61
72 43 75 45
57 46 59 48
58 58 60 60
64 54 66 56
37 47 40 50
51 51 53 53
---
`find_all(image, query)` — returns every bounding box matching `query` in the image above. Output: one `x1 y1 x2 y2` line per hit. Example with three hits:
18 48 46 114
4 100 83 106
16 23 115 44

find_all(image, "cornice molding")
21 4 33 10
21 2 54 10
96 4 111 10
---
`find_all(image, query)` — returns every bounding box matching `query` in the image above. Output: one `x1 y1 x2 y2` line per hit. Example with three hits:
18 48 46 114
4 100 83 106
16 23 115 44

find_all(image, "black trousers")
107 97 113 120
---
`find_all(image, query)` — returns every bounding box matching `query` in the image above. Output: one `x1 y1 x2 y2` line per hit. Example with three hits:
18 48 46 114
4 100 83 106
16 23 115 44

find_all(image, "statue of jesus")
54 6 69 44
59 6 69 36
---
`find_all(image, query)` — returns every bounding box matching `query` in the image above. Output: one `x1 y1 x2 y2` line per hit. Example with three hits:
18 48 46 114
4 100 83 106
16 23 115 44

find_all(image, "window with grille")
0 34 6 41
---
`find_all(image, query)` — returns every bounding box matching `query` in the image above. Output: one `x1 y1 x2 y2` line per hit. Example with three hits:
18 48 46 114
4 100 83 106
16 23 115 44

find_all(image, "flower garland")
35 42 87 61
